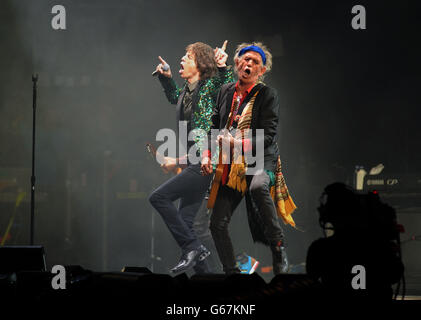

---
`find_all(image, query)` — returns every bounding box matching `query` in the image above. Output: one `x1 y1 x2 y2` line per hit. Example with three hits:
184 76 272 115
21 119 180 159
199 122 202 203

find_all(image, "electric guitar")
207 96 241 209
146 143 182 175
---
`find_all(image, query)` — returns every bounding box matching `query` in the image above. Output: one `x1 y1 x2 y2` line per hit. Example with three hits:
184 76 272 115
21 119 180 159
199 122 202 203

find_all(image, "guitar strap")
224 83 264 131
225 89 261 192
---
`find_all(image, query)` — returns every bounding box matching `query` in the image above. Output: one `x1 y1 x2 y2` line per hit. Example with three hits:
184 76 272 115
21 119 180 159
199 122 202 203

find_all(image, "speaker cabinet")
0 245 46 274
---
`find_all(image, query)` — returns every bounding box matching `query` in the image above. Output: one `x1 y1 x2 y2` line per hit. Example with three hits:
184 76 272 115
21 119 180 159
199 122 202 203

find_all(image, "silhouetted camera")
317 182 399 241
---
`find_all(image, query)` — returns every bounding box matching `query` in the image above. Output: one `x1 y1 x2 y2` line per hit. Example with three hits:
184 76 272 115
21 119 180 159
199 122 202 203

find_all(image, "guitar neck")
146 143 162 164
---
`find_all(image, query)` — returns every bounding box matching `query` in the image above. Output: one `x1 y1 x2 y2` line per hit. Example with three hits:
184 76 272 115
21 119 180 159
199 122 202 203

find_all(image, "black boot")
171 245 210 274
193 259 211 274
271 241 289 275
197 245 211 261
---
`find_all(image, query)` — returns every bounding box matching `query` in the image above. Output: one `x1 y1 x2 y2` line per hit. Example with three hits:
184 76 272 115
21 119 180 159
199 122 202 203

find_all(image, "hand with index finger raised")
156 56 172 78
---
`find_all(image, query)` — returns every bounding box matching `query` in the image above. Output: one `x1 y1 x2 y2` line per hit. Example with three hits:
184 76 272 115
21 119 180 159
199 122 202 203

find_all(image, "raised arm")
212 40 235 95
154 56 182 105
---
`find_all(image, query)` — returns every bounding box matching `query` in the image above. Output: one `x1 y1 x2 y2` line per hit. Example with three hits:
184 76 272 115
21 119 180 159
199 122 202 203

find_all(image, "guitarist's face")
235 51 266 85
179 50 199 83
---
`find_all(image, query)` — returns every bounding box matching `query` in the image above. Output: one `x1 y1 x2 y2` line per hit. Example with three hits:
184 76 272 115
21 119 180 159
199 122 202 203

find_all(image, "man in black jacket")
201 42 289 275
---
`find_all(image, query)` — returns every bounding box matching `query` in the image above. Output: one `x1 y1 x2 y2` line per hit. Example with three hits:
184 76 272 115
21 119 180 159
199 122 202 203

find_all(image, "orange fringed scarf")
226 91 256 194
270 156 297 227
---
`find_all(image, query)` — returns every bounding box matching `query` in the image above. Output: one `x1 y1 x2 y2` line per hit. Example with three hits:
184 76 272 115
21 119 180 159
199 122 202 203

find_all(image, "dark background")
0 0 420 279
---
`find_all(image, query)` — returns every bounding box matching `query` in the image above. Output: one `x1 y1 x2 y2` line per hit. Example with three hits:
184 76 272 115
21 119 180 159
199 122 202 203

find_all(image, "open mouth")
245 68 251 75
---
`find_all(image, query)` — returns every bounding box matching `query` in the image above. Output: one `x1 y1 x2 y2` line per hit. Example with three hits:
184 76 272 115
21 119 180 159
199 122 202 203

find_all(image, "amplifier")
355 169 421 211
363 173 421 193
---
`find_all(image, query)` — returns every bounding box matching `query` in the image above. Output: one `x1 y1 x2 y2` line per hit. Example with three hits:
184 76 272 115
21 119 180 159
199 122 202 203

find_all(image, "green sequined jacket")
158 66 234 155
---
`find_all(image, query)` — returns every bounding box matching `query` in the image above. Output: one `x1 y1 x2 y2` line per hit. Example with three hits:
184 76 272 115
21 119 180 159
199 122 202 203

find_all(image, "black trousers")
209 170 285 272
193 198 222 273
149 164 212 272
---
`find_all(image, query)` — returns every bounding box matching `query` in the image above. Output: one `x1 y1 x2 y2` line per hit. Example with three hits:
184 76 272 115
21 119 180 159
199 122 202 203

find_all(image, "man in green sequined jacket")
149 41 234 274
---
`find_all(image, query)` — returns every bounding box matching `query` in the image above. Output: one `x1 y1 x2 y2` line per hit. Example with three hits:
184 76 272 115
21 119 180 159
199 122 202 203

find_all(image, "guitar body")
206 104 240 210
205 91 258 210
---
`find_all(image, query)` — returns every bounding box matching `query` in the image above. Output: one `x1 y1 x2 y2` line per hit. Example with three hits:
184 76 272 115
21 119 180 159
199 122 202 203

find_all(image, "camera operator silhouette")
306 182 404 300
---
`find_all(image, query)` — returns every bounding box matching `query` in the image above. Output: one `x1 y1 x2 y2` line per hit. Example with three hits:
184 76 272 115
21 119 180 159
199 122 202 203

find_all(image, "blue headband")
238 45 266 65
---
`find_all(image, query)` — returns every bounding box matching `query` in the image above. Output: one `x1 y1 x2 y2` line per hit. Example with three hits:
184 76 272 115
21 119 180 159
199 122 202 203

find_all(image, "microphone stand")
30 74 38 245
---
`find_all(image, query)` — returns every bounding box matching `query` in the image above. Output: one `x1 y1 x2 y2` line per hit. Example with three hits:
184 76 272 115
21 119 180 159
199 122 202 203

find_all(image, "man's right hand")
201 157 213 176
155 56 172 78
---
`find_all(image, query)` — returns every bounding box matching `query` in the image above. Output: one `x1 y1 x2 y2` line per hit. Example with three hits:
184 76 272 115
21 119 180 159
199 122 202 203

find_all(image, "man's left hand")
214 40 228 68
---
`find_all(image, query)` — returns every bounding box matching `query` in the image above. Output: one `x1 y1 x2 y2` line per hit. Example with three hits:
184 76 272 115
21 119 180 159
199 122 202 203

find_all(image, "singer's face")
235 51 266 85
179 50 199 82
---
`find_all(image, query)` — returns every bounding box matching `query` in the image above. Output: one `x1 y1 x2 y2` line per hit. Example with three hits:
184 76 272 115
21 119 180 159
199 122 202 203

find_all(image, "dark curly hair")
186 42 217 80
